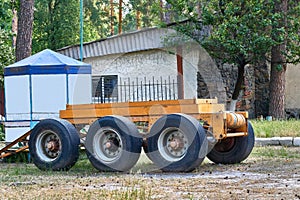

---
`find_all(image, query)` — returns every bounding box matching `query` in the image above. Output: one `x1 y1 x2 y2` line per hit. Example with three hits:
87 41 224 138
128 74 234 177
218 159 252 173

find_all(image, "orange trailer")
1 98 254 172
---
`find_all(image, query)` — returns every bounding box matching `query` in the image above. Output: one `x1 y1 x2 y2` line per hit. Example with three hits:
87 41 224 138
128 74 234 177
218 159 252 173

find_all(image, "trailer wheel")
144 114 208 172
29 118 80 171
207 122 255 164
85 116 142 172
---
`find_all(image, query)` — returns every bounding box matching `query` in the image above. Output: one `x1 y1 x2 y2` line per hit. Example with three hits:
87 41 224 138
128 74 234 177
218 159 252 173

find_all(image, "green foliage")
32 0 81 53
0 123 4 141
0 29 15 86
132 0 161 28
30 0 300 66
32 0 162 52
89 0 161 36
166 0 300 67
165 0 300 110
285 0 300 64
201 0 275 65
0 0 13 30
0 0 15 87
83 0 111 39
251 119 300 138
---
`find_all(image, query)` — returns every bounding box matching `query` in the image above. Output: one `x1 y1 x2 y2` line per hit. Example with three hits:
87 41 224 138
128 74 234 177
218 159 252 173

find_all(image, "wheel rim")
158 127 189 162
36 130 62 162
93 127 123 163
214 137 235 152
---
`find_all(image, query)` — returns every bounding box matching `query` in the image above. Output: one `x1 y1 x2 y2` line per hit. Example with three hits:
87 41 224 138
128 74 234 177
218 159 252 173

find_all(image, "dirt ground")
0 146 299 200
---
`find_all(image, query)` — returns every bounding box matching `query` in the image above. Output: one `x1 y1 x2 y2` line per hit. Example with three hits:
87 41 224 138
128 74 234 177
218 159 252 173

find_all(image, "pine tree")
16 0 34 61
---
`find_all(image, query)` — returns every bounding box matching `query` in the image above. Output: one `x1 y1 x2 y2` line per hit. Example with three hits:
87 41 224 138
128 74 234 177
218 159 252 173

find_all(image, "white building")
57 27 227 104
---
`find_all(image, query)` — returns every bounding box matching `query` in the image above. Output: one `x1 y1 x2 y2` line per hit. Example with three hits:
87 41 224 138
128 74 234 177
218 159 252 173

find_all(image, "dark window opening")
92 75 118 103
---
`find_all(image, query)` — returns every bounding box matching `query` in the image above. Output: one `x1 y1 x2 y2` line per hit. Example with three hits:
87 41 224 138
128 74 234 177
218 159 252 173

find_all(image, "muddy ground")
0 146 299 200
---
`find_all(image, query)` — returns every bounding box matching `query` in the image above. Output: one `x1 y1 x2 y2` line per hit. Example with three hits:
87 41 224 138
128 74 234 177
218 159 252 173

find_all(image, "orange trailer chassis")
60 98 248 140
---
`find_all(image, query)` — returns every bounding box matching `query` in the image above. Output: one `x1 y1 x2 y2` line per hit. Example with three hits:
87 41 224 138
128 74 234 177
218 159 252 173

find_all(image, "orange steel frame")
1 98 248 159
60 98 249 140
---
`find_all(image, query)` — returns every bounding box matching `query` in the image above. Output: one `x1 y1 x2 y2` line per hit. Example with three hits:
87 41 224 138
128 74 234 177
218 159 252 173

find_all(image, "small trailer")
1 98 254 172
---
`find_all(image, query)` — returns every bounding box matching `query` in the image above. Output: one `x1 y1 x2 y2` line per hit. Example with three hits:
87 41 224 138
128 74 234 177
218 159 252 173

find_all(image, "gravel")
0 146 299 199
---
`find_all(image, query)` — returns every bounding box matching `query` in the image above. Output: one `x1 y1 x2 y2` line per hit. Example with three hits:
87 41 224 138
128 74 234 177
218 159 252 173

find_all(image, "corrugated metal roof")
57 27 177 59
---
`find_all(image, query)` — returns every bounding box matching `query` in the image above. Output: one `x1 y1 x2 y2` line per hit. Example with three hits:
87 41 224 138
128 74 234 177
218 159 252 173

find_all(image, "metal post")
177 46 184 99
80 0 84 61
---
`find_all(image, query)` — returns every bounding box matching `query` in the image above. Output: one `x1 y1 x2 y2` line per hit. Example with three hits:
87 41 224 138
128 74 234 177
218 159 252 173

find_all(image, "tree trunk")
15 0 34 62
12 8 18 48
159 0 164 22
229 65 245 111
110 0 114 35
229 54 247 111
164 3 172 24
118 0 122 34
269 0 287 119
269 61 286 119
136 10 141 30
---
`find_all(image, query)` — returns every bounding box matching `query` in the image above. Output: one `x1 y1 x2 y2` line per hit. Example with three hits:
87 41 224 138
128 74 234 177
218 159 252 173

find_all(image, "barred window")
92 75 118 103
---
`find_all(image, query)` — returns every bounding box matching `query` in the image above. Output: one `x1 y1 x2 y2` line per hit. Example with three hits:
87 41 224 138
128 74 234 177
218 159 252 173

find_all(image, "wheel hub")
46 140 59 152
44 136 60 158
105 141 112 149
104 138 120 152
36 130 61 161
158 127 189 162
169 137 184 150
94 128 123 163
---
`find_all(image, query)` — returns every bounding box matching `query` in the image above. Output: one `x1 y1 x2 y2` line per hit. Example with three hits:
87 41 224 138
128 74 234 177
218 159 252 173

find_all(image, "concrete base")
293 138 300 146
255 137 300 147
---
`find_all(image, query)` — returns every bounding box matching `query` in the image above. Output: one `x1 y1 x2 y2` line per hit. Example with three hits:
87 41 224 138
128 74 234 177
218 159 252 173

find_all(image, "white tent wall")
4 76 31 143
4 75 31 121
68 74 92 105
5 126 31 144
32 74 67 119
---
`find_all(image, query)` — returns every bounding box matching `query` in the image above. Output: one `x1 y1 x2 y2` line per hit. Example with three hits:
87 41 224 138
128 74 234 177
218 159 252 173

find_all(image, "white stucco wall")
182 47 198 99
182 44 226 102
285 64 300 109
85 49 198 100
84 44 227 102
89 50 177 79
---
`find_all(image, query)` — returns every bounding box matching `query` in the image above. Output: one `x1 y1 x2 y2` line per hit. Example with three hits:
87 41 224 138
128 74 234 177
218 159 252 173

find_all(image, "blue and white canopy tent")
4 49 92 142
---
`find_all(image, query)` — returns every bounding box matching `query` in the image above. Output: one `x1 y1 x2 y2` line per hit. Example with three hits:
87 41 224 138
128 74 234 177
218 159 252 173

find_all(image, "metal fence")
92 76 178 103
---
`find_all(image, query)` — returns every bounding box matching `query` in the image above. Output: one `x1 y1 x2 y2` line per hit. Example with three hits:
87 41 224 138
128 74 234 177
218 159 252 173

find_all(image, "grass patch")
251 119 300 138
0 124 5 141
0 160 153 200
0 146 299 200
251 146 300 159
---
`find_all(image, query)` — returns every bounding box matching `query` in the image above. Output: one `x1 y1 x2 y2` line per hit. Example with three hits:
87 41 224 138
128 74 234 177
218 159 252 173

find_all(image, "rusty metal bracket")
0 130 31 159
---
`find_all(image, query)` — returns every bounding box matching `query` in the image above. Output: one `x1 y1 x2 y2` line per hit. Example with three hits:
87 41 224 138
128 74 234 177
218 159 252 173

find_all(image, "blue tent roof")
5 49 91 76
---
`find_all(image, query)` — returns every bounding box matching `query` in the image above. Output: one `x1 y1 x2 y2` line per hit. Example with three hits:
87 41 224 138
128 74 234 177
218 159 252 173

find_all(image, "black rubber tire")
207 121 255 164
144 113 208 172
28 118 80 171
85 115 143 172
